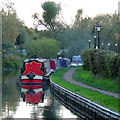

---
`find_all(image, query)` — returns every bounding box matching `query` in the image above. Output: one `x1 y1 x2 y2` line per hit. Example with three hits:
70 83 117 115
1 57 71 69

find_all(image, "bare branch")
33 13 51 31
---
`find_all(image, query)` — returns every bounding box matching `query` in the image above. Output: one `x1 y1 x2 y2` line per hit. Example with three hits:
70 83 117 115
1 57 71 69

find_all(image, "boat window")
44 61 50 73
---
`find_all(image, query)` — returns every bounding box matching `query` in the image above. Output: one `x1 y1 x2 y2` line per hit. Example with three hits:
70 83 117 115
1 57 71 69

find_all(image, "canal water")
2 70 79 119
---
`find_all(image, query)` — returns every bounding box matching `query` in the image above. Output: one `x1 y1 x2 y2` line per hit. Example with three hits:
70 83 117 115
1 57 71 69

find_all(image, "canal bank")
50 81 120 119
50 67 120 113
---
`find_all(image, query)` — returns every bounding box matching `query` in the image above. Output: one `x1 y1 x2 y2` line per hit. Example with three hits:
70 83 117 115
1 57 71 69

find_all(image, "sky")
1 0 120 28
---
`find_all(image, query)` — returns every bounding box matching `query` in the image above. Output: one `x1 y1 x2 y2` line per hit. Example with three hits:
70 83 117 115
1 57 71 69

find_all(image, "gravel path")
63 67 120 99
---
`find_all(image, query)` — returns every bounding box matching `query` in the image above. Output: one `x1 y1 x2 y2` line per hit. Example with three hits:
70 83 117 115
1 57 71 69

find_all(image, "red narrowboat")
50 59 56 70
50 59 59 71
20 58 54 86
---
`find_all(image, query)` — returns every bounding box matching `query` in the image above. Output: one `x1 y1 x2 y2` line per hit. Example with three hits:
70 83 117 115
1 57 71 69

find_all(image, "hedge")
81 49 120 79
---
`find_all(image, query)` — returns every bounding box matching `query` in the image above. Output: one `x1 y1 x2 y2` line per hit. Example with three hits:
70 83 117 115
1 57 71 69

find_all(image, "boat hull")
20 74 50 87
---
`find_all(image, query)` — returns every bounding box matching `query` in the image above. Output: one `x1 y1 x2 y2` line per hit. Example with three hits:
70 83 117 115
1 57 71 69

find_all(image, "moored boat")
20 58 54 86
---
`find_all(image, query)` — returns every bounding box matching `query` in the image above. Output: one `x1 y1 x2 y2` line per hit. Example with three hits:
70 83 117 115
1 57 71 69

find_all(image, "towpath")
63 67 120 99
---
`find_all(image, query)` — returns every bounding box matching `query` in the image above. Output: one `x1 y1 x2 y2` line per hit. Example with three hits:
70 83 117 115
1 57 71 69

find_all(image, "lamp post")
102 43 104 50
94 32 97 49
108 43 110 50
115 43 118 53
89 38 91 48
96 23 101 49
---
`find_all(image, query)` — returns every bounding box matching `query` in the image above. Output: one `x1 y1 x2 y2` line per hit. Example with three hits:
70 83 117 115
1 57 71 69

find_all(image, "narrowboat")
20 58 54 86
50 59 56 70
58 58 71 68
71 55 83 66
50 59 59 71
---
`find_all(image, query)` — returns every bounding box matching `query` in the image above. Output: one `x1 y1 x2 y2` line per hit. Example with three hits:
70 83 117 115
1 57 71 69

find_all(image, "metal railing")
50 80 120 119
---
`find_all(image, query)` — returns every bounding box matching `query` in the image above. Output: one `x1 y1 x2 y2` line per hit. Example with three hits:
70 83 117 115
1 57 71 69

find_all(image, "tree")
33 1 61 31
15 27 29 49
57 9 92 58
73 9 83 28
42 2 60 26
27 38 61 58
1 1 24 50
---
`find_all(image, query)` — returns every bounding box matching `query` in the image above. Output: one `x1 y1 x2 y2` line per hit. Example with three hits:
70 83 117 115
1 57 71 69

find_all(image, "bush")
27 38 61 58
81 49 100 73
81 49 120 79
2 55 23 69
81 50 90 70
94 50 107 75
109 54 120 78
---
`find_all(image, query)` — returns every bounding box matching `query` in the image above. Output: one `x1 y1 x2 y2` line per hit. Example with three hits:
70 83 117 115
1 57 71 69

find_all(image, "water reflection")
2 70 78 119
19 83 50 119
20 84 49 104
2 70 20 119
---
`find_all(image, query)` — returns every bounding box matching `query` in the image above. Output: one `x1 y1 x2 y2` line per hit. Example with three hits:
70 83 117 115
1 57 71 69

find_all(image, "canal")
2 70 79 119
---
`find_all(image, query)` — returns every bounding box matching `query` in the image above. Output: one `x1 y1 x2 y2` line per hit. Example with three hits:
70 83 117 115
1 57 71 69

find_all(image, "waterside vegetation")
81 49 120 79
2 55 24 70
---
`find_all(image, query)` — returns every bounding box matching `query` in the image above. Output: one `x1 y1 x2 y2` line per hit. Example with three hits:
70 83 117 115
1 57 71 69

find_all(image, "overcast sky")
1 0 119 28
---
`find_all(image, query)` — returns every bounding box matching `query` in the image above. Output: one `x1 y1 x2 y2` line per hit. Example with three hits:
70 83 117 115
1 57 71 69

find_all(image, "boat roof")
24 58 49 63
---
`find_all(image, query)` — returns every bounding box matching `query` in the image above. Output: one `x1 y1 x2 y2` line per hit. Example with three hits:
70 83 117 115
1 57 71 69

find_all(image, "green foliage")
42 1 60 25
33 1 62 33
72 67 120 93
55 11 93 58
81 49 120 78
1 0 119 66
2 41 13 50
73 9 83 28
57 26 90 58
1 0 29 58
2 55 23 69
15 27 29 49
1 2 23 43
33 1 119 56
81 49 100 71
27 37 61 58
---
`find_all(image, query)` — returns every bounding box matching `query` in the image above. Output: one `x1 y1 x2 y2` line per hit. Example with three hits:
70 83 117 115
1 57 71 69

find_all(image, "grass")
72 67 120 93
51 67 120 113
